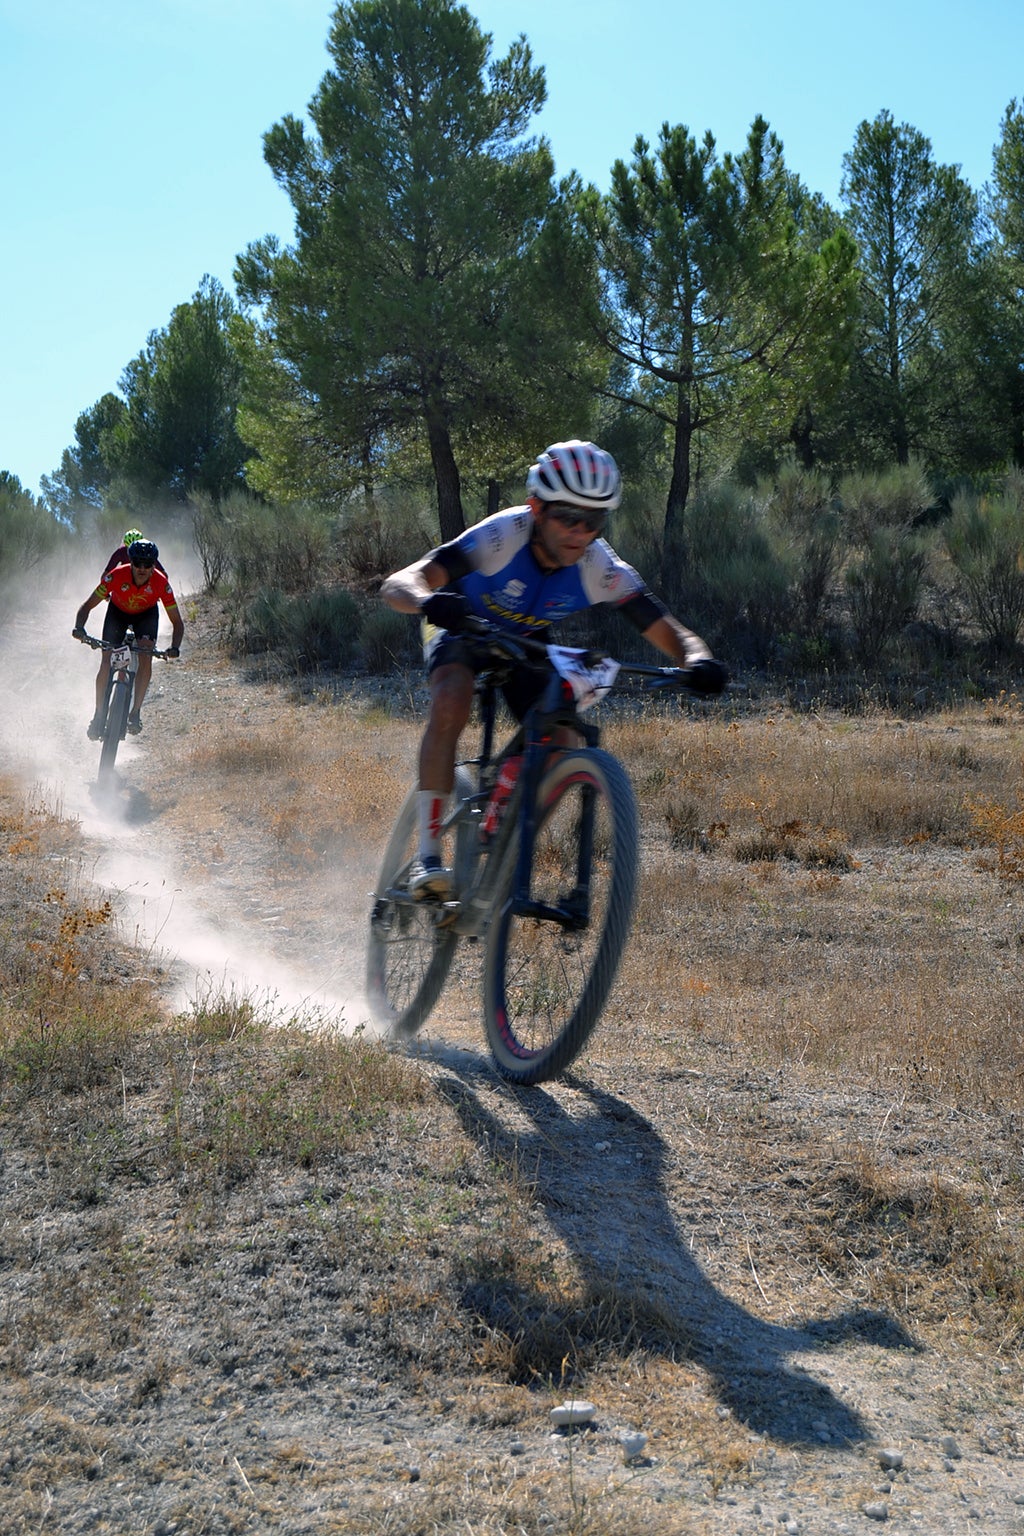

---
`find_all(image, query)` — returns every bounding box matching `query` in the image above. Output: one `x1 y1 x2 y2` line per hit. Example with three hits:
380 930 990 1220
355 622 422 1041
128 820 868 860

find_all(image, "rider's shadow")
436 1065 918 1446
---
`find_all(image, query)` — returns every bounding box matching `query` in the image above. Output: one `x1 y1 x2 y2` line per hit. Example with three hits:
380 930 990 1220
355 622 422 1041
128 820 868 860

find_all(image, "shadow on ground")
436 1059 919 1447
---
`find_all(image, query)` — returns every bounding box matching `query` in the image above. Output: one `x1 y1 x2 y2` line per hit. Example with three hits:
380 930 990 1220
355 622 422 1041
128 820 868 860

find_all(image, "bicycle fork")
509 759 596 930
104 669 134 739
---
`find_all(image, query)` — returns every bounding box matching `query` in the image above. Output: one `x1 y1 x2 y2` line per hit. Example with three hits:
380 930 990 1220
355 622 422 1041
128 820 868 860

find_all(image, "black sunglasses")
546 505 606 534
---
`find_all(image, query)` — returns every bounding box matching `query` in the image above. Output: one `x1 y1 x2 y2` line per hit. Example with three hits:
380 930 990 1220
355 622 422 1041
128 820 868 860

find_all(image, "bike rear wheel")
365 766 473 1038
482 748 639 1085
98 677 131 785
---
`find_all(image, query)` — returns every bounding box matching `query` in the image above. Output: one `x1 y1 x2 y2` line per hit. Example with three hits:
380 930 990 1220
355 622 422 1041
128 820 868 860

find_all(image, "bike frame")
375 621 701 948
418 627 680 941
102 637 139 719
445 659 596 939
366 617 715 1075
78 629 171 755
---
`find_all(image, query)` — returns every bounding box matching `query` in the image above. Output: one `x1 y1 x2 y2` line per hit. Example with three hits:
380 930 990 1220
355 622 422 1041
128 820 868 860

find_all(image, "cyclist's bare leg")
132 648 154 714
419 662 475 793
408 663 475 893
94 653 112 716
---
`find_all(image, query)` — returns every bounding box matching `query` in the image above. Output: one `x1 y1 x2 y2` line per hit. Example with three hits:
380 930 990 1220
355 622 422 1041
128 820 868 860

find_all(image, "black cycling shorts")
427 634 546 722
102 603 159 645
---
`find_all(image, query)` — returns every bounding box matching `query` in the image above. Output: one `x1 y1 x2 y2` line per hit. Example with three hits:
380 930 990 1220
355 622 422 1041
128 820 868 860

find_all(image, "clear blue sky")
2 0 1020 498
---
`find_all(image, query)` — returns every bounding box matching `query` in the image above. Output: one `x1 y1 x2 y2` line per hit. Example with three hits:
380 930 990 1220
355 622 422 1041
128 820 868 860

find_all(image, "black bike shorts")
102 604 159 646
427 633 546 722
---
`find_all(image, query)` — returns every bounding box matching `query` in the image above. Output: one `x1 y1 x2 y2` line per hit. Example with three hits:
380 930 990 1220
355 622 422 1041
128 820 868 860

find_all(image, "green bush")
241 586 360 672
845 526 928 665
196 493 336 596
837 460 934 543
337 493 435 584
836 463 936 665
682 482 796 661
360 605 421 674
191 489 235 590
944 471 1024 651
761 462 843 642
0 472 62 581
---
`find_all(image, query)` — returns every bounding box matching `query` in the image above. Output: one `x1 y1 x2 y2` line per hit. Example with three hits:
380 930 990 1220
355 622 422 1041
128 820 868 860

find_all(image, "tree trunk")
1010 376 1024 471
361 436 374 503
790 402 815 468
661 394 692 598
893 412 910 466
486 478 500 515
424 397 465 542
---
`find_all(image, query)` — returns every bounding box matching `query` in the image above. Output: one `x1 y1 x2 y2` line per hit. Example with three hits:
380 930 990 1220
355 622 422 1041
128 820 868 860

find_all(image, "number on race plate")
547 646 620 710
111 646 132 669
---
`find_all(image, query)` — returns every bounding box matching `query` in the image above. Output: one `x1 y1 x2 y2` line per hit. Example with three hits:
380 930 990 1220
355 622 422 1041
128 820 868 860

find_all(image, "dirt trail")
1 581 1022 1534
5 575 373 1022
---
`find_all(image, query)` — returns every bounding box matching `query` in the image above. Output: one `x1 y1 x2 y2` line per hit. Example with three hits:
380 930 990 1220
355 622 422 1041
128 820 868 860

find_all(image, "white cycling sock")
416 791 447 863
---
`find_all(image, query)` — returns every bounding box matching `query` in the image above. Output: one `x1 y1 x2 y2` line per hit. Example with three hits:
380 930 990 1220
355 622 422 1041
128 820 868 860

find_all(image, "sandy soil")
1 582 1022 1534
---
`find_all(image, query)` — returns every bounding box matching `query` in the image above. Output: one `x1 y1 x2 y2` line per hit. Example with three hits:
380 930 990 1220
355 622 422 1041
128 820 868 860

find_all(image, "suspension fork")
507 683 599 924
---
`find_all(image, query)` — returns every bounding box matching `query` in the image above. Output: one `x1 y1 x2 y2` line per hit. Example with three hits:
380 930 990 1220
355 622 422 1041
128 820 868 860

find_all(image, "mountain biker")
103 527 167 578
73 539 184 739
380 439 728 901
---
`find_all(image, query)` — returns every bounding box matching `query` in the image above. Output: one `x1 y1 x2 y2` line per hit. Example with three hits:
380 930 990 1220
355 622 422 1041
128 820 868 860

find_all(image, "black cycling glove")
422 591 472 633
684 658 729 695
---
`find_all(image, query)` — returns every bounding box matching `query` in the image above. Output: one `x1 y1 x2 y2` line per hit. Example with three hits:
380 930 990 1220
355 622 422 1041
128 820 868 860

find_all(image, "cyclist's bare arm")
74 590 105 633
641 614 713 669
380 555 452 615
164 603 185 652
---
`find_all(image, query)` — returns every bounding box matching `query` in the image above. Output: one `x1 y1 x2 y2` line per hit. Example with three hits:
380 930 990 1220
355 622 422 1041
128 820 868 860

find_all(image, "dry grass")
148 684 1024 1310
3 662 1024 1531
600 698 1024 1109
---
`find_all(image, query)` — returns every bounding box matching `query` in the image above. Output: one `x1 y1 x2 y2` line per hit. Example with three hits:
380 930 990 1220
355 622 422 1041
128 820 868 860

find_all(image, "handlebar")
73 631 178 659
459 616 726 697
461 616 549 668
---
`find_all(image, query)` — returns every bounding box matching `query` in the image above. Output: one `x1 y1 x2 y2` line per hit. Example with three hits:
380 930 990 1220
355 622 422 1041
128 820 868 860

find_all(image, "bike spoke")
483 750 638 1084
500 788 610 1041
365 768 474 1037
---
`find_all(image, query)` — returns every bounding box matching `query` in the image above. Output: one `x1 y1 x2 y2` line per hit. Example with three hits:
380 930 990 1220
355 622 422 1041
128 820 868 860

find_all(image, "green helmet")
124 527 144 548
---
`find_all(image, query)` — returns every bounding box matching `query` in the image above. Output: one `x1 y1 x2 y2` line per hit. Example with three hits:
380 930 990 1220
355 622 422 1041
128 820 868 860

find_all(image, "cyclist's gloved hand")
164 646 180 659
422 591 472 633
72 626 87 641
683 657 729 695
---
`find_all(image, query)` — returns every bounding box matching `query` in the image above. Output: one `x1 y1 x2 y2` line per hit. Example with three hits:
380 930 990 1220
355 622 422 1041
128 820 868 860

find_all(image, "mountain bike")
76 631 173 788
366 619 711 1085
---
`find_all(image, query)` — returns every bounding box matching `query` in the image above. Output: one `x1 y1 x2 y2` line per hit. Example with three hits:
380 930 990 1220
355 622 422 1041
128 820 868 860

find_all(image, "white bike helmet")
526 440 622 512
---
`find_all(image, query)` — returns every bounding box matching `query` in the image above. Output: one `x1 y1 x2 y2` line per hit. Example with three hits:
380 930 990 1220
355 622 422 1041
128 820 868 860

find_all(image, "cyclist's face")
131 561 155 584
533 503 604 567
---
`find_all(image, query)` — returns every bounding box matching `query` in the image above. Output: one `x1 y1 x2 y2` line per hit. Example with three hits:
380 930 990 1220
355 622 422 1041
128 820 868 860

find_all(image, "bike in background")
75 631 174 789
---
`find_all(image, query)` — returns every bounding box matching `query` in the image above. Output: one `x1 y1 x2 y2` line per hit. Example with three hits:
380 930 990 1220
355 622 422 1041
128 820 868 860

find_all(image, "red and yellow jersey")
96 563 180 617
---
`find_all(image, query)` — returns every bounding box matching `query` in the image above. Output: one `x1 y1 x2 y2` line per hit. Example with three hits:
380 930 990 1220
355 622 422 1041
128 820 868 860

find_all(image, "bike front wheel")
365 766 473 1039
98 677 131 786
482 748 639 1085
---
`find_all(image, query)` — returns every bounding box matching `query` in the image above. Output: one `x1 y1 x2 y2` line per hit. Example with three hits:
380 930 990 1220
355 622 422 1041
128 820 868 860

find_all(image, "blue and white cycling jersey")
429 506 662 639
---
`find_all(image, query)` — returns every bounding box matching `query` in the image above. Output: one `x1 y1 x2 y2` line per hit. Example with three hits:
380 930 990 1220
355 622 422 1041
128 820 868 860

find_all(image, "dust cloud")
2 532 375 1034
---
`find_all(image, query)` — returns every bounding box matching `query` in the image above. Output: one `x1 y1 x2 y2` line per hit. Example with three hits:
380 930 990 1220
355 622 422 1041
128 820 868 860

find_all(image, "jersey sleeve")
430 507 533 583
617 588 670 632
579 541 669 632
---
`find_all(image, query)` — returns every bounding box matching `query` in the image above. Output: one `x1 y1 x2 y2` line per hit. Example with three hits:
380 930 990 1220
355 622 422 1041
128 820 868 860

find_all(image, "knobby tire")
98 678 131 785
482 748 639 1085
366 766 474 1038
